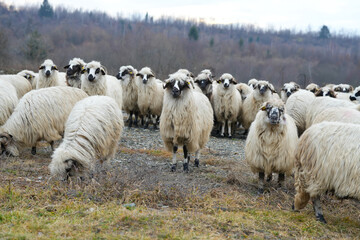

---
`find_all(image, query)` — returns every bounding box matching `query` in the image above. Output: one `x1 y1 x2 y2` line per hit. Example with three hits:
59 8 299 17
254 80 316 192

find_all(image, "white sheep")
136 67 164 129
0 86 88 157
212 73 242 138
305 83 319 93
64 57 86 88
49 96 123 180
312 105 360 125
235 83 253 101
37 59 67 89
305 97 355 129
248 78 258 89
116 65 140 127
242 80 276 130
0 73 32 98
0 79 18 126
160 72 213 172
81 61 123 110
17 70 38 89
194 69 214 99
280 82 300 103
314 86 337 98
293 122 360 223
245 98 298 193
350 86 360 102
333 83 353 93
285 90 315 136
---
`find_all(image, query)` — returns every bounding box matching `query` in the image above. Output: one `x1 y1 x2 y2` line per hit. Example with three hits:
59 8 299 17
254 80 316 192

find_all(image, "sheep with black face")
212 73 242 138
64 58 86 88
37 59 66 89
245 98 298 193
194 69 214 99
280 82 300 103
314 87 337 98
350 86 360 102
333 83 353 93
160 72 213 172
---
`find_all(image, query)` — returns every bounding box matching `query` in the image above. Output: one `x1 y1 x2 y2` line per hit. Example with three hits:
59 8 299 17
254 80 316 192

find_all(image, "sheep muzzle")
88 74 95 82
286 91 292 97
268 108 281 125
45 70 51 77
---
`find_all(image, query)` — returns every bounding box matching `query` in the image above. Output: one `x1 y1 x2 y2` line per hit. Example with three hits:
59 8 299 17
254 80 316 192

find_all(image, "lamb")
0 73 32 98
242 80 276 130
81 61 123 110
136 67 164 129
49 96 123 180
194 69 214 99
17 70 38 89
0 80 18 126
248 78 258 89
312 105 360 125
160 72 213 172
64 57 86 88
0 86 88 157
333 83 353 93
37 59 67 89
285 90 315 136
245 98 298 193
305 97 355 129
280 82 300 103
116 65 140 127
235 83 253 101
305 83 319 93
212 73 242 138
314 87 336 98
293 122 360 223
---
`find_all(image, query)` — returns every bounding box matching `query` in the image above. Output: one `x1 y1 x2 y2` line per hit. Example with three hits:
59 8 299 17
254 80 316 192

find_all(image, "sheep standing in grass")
37 59 67 89
245 98 298 193
280 82 300 103
194 69 214 99
116 65 140 127
49 96 123 180
64 58 86 88
160 72 213 172
242 80 276 130
0 73 32 98
212 73 242 138
136 67 164 129
0 87 88 156
81 61 123 109
293 122 360 223
0 80 18 125
285 90 315 136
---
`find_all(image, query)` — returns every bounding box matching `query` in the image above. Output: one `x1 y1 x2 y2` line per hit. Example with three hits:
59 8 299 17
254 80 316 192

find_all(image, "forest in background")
0 1 360 89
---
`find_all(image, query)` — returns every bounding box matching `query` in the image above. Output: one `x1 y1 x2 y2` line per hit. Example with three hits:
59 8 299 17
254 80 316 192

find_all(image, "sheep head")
282 82 300 98
217 73 237 89
116 65 137 81
195 71 213 90
136 67 155 84
350 86 360 101
50 158 84 181
0 132 19 157
306 83 320 93
248 78 258 89
315 87 337 98
164 72 193 98
39 59 58 78
82 61 106 83
254 80 276 98
333 84 353 93
260 99 286 125
64 58 86 78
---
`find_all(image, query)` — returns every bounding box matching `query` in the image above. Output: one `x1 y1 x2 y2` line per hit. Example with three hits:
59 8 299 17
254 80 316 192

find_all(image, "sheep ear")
53 65 58 71
64 65 70 69
39 65 45 70
81 68 86 74
314 90 322 96
189 72 194 78
136 73 141 77
230 78 237 84
260 103 268 111
194 78 199 83
330 90 337 98
185 80 194 89
217 79 222 84
295 83 300 90
349 86 354 92
163 80 171 89
269 84 277 93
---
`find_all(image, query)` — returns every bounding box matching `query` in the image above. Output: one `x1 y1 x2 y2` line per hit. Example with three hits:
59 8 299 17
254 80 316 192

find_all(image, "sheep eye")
86 69 90 73
95 68 100 74
51 66 56 70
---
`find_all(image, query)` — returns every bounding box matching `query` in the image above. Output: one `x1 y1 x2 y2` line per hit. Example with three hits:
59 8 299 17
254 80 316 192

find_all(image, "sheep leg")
278 173 285 188
220 122 225 137
50 141 55 151
171 145 178 172
183 145 189 172
194 150 200 167
151 115 158 130
227 120 232 138
31 146 36 155
128 111 133 128
144 115 149 129
312 196 327 223
258 172 265 194
134 113 139 127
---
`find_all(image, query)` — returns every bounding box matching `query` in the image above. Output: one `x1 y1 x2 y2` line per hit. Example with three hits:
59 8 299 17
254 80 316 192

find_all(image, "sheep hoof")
316 214 327 224
194 159 199 167
31 147 36 155
171 164 177 172
128 121 133 128
228 135 232 139
183 162 189 172
152 125 158 130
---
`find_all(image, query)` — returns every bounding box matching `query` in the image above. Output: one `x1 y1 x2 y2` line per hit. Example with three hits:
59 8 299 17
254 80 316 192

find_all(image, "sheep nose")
143 78 148 84
350 95 356 101
45 70 51 77
172 88 181 98
199 80 207 89
286 91 291 97
259 87 267 94
88 74 95 82
224 83 229 88
116 73 122 80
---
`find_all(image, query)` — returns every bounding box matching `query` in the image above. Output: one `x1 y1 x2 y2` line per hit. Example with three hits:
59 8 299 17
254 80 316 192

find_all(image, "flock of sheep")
1 57 360 224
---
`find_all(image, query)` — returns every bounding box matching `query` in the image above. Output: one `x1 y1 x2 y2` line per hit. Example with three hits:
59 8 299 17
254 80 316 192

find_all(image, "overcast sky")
3 0 360 34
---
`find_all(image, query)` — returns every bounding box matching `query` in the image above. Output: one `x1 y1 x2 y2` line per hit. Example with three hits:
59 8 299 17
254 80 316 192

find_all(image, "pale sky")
3 0 360 34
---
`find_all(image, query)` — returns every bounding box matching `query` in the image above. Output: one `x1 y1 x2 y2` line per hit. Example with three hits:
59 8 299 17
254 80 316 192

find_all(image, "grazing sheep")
305 97 355 129
312 105 360 125
235 83 253 101
81 61 123 109
194 69 214 99
212 73 242 138
37 59 67 89
305 83 319 93
116 65 140 127
248 78 258 89
0 80 18 125
285 90 315 136
64 57 86 88
333 83 353 93
350 86 360 102
49 96 123 180
136 67 164 129
293 122 360 223
0 87 88 157
242 80 276 130
160 72 213 172
245 98 298 193
17 70 38 89
0 73 32 98
314 87 336 98
280 82 300 103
